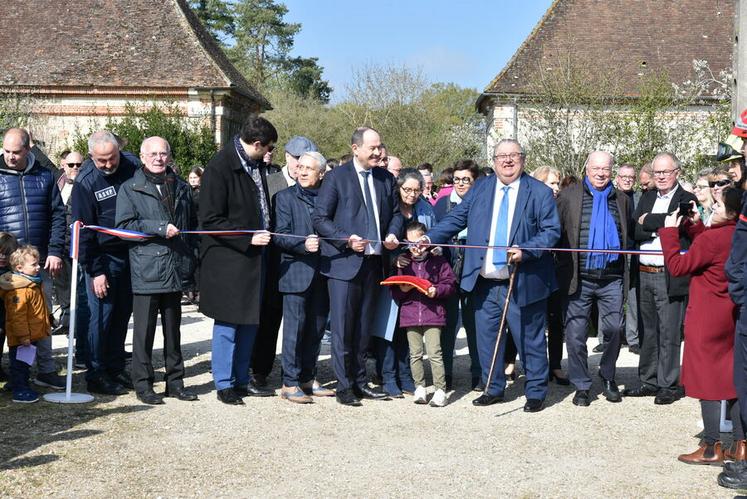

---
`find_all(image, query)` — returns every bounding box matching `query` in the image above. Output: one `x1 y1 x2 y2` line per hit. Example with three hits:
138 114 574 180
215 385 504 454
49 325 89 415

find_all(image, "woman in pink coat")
659 187 743 466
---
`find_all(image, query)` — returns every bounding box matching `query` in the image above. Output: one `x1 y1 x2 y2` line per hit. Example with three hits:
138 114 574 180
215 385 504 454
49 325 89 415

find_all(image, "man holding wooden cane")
423 139 560 413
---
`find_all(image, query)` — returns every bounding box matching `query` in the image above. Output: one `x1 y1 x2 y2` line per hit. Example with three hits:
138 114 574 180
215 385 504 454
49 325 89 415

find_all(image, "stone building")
0 0 270 156
477 0 735 165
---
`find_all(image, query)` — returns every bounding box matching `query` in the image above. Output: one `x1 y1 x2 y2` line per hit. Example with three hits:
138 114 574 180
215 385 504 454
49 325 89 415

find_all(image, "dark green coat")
115 168 197 294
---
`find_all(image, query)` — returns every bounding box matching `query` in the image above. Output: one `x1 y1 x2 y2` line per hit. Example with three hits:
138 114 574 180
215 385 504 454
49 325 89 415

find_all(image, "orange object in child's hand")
380 275 433 295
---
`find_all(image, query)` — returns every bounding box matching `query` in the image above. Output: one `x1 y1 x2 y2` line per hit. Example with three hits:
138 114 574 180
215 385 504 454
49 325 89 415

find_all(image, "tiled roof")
485 0 734 98
0 0 270 109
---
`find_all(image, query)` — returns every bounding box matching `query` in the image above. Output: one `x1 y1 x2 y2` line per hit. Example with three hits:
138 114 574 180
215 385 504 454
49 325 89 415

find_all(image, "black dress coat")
198 142 270 325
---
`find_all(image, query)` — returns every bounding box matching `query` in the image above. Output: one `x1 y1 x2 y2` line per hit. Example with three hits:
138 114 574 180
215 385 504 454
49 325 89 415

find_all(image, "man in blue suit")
274 151 335 404
424 139 560 412
312 127 403 406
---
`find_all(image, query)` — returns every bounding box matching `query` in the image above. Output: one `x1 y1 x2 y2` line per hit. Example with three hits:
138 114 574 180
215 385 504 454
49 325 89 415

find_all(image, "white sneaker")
413 385 428 404
430 388 447 407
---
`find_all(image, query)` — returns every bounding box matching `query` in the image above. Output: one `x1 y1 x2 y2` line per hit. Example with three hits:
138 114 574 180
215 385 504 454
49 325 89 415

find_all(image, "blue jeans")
9 343 34 392
564 278 623 390
212 321 258 390
85 253 132 381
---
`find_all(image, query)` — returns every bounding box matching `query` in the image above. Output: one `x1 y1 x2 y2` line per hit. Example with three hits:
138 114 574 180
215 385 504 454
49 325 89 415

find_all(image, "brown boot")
678 441 724 466
725 440 747 462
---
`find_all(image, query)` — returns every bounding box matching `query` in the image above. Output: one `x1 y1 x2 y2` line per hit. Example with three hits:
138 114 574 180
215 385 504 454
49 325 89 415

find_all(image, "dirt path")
0 305 737 497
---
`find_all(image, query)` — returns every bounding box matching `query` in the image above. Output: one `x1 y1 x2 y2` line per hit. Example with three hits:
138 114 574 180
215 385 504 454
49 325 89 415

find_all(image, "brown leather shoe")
678 442 724 466
725 440 747 462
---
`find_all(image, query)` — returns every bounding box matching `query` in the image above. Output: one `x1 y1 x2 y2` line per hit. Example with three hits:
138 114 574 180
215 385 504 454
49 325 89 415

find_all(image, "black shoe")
524 398 544 413
472 393 503 406
718 466 747 489
252 373 268 387
602 379 622 403
629 344 641 355
353 384 390 400
136 389 164 405
573 390 591 406
217 388 244 405
235 382 274 397
654 388 677 405
623 384 658 397
592 343 605 353
164 386 198 401
550 370 570 386
336 388 362 406
87 376 128 396
109 372 134 390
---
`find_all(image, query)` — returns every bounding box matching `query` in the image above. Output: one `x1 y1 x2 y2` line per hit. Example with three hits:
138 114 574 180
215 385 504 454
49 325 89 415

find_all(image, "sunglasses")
66 163 82 168
709 179 732 188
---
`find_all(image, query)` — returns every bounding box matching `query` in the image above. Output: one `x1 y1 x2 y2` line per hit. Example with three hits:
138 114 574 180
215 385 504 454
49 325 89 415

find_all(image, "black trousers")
251 285 283 378
131 292 185 394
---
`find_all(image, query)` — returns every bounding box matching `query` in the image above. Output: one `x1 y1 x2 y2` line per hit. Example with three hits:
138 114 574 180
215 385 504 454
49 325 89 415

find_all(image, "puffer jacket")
0 153 65 258
115 167 197 294
0 272 51 346
390 253 456 327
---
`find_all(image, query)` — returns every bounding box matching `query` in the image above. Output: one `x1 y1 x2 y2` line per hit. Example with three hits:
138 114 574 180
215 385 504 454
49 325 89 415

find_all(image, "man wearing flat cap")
252 135 320 387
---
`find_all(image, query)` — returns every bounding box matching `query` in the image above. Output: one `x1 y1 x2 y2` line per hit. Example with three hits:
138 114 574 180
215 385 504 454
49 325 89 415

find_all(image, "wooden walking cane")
483 261 520 397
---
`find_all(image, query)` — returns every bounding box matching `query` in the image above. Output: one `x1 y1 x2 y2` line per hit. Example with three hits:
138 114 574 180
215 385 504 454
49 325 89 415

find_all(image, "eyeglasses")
66 163 82 168
709 179 732 188
493 152 525 162
617 175 635 181
589 167 611 174
146 152 169 159
453 177 473 185
652 168 679 177
400 187 422 195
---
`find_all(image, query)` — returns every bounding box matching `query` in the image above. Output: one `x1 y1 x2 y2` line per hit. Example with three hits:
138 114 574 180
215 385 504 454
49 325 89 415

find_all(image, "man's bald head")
2 128 31 171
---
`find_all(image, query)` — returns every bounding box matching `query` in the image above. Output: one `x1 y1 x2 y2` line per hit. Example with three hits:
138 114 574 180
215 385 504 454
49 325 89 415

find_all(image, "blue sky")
282 0 554 101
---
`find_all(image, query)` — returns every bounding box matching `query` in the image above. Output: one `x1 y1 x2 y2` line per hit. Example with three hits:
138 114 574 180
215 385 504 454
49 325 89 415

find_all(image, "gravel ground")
0 304 740 498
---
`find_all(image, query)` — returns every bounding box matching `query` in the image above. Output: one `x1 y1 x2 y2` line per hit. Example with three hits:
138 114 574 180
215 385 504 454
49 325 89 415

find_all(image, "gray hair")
88 130 120 154
397 167 425 190
140 136 172 155
583 151 614 170
299 151 327 173
493 138 523 155
652 152 681 171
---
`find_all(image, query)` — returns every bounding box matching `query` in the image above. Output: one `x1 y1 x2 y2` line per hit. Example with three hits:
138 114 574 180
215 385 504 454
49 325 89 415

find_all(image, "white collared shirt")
639 184 679 266
353 158 382 255
481 176 521 279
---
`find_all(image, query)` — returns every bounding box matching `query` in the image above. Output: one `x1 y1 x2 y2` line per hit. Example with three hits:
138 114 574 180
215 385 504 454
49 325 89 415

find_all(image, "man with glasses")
254 135 318 388
556 152 632 406
624 153 696 404
425 139 560 413
614 163 642 355
434 159 483 391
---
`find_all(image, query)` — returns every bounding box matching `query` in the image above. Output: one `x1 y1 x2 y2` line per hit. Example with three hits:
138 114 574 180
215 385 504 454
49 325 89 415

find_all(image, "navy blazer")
312 161 403 281
274 184 321 294
426 172 561 307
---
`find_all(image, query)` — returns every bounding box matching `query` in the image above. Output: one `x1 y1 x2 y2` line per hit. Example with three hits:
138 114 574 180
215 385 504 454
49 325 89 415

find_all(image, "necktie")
492 186 511 267
360 170 380 251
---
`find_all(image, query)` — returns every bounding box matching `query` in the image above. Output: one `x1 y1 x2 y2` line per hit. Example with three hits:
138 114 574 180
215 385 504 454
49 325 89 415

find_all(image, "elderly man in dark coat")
199 117 277 405
116 136 198 405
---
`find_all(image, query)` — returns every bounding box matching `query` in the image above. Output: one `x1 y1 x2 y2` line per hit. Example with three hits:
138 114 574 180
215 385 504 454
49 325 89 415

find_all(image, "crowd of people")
2 114 747 489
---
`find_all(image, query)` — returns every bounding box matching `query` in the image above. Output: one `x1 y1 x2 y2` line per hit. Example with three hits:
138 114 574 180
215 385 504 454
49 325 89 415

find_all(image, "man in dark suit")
424 139 560 413
312 127 403 406
274 151 334 403
624 152 696 404
252 135 319 387
199 116 277 405
556 151 632 407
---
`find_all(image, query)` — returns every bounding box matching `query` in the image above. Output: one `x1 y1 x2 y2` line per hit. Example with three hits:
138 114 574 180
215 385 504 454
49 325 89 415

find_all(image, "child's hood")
0 272 34 291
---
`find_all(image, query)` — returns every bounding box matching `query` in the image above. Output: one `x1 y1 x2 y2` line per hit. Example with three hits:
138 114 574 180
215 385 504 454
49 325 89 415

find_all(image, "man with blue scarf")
556 151 633 407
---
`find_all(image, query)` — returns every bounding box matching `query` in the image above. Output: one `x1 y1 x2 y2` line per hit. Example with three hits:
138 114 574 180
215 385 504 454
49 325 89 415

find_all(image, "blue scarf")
584 177 620 269
15 272 42 284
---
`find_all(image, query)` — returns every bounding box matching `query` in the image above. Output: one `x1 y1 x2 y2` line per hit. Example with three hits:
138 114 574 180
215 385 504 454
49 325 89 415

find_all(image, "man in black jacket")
72 131 140 395
115 136 198 405
624 152 696 404
556 151 632 406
